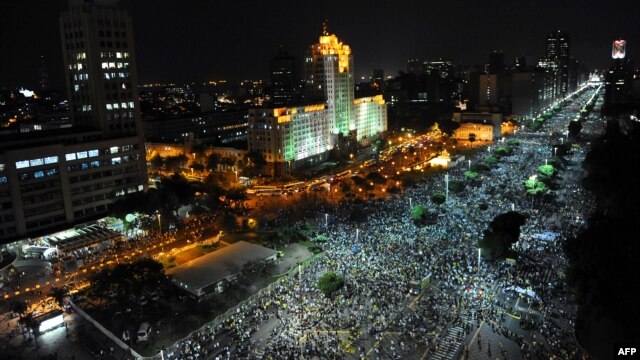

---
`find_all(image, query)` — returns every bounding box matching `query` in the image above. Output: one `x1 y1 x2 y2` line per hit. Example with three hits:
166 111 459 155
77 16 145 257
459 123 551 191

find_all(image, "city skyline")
1 0 639 90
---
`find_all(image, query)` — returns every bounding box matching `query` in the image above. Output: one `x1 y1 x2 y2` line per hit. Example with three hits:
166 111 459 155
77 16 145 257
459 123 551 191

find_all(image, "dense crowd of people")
159 87 602 360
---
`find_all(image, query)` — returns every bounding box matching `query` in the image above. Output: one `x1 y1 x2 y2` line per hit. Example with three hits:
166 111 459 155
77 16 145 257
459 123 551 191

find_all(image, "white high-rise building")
249 24 387 175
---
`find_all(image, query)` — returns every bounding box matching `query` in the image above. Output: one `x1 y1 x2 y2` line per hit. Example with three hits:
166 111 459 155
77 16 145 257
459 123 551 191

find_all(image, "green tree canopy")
448 180 465 193
432 193 446 205
494 146 512 156
317 272 345 297
537 164 556 178
484 155 499 166
464 171 480 181
523 176 548 195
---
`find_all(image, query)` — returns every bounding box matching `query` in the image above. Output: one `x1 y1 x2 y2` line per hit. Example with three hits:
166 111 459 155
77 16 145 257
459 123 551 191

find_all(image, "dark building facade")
0 0 148 243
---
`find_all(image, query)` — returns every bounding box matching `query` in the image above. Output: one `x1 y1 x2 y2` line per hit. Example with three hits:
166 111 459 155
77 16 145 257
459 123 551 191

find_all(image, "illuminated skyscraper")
249 23 386 175
305 22 355 138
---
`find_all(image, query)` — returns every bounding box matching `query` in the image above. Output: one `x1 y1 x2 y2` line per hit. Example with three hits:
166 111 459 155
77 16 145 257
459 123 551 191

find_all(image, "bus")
256 188 283 197
247 185 278 194
335 170 352 180
361 159 377 168
283 182 306 193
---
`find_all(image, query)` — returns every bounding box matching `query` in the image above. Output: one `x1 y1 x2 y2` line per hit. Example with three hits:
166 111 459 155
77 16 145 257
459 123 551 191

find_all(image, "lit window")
116 52 122 58
109 62 115 69
65 153 76 161
111 157 122 165
74 84 80 92
29 158 44 167
88 150 99 157
106 104 112 110
44 156 58 164
101 62 108 69
121 102 127 109
34 171 45 179
77 63 83 70
16 160 29 169
128 101 134 108
113 103 119 109
77 151 88 159
110 146 119 154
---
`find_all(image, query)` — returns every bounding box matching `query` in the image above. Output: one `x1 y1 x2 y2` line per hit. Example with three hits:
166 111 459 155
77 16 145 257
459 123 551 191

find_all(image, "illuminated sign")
612 40 626 59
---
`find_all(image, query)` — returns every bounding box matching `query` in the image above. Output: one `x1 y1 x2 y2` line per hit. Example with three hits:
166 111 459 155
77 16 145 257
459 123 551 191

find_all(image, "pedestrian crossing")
430 312 475 360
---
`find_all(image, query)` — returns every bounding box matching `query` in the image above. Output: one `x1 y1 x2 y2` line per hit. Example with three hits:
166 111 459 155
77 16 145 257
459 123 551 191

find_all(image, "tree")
494 146 512 156
464 171 480 181
48 287 69 309
523 176 548 195
10 300 28 319
246 150 266 169
568 119 582 137
19 313 40 347
216 212 237 232
468 133 476 142
412 205 427 223
565 120 640 358
207 153 222 171
537 164 555 178
150 154 164 169
478 211 527 260
484 155 499 166
366 171 386 184
471 163 491 172
448 180 465 193
317 272 345 298
432 193 446 205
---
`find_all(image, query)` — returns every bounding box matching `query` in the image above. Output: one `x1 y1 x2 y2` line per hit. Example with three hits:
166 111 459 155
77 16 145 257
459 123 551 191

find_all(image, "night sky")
1 0 639 90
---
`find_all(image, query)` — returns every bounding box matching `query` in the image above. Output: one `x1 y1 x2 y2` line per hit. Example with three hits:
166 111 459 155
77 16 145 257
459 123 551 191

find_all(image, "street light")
553 147 558 156
445 174 449 203
324 213 328 228
468 160 471 171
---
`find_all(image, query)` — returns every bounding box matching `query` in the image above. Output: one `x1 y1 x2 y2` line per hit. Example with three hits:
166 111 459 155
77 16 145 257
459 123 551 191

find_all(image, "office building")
489 51 505 75
270 46 296 105
249 24 387 175
142 110 248 145
0 0 147 243
604 39 634 110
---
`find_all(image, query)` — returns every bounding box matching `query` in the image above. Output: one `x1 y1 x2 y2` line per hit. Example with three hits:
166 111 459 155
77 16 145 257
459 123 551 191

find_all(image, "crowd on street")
159 87 602 359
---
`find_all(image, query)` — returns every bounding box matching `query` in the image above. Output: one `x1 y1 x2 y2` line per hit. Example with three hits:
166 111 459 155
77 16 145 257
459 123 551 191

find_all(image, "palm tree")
10 300 28 319
19 313 40 348
48 287 69 309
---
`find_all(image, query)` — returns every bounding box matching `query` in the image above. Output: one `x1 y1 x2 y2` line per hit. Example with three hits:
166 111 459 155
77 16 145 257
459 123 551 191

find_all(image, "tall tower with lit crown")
305 21 355 137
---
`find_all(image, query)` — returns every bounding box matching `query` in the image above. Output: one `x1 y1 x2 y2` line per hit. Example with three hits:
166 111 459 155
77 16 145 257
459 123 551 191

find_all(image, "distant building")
249 24 387 176
270 46 296 105
452 111 502 140
604 39 634 111
489 51 505 75
142 110 248 145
